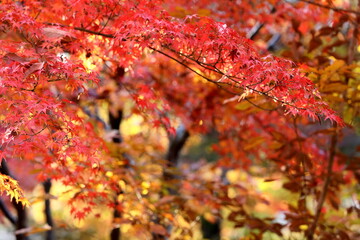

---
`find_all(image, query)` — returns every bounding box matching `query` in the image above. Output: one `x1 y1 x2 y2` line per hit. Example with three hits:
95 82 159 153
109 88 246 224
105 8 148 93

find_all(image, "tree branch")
166 124 190 166
151 47 307 112
307 130 337 240
43 23 322 117
44 22 117 38
163 124 190 183
247 6 276 40
298 0 360 15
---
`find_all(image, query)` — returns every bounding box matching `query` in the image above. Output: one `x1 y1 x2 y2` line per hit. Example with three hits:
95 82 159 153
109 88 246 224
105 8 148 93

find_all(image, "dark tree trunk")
109 109 124 240
0 158 29 240
201 217 220 240
153 125 189 240
0 199 16 225
110 207 121 240
13 201 29 240
43 179 54 240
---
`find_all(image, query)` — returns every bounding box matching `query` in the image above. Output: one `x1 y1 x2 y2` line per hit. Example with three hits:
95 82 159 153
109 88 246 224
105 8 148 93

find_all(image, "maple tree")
0 0 359 239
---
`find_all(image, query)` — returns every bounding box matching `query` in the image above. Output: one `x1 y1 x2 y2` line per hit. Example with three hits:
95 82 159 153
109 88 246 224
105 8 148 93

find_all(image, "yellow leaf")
203 212 217 223
299 224 308 231
327 60 346 72
226 170 239 184
235 101 252 110
321 83 349 93
176 215 190 229
269 141 283 149
0 174 29 207
243 137 264 150
227 187 237 199
197 9 211 16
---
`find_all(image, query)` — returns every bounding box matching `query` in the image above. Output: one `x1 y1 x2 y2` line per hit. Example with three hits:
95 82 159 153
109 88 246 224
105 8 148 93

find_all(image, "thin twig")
74 26 116 38
245 98 278 111
44 22 116 39
99 7 116 34
151 47 306 111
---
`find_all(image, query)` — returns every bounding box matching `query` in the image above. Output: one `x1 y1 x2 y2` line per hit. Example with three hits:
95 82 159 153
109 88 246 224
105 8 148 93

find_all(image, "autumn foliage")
0 0 359 239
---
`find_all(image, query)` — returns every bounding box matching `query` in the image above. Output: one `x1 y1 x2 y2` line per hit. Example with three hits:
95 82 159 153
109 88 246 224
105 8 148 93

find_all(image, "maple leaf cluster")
0 0 359 239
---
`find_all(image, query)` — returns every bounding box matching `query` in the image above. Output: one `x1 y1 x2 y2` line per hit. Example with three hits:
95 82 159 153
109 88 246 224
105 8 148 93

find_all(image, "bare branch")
298 0 360 15
307 129 338 240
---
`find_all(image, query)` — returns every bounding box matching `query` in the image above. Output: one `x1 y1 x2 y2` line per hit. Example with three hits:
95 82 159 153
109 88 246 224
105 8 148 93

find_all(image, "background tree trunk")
0 159 29 240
